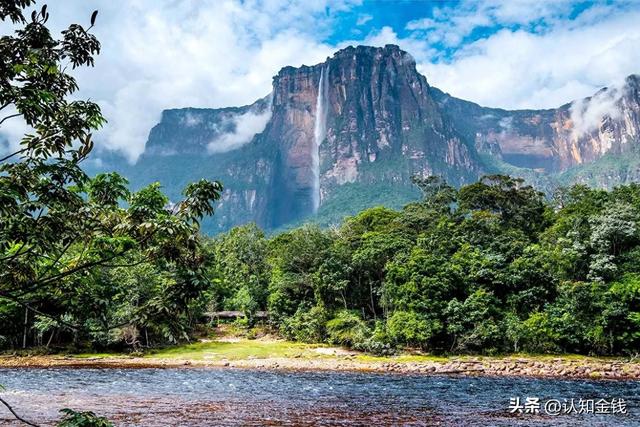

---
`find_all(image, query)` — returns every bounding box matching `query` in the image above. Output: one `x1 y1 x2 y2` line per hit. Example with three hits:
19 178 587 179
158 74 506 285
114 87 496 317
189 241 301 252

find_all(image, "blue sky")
1 0 639 161
327 1 635 60
330 1 616 42
330 1 443 43
330 0 602 57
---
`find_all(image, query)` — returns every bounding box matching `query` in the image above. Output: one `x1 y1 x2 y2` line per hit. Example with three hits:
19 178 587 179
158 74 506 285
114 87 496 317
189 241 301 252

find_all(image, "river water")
0 368 639 426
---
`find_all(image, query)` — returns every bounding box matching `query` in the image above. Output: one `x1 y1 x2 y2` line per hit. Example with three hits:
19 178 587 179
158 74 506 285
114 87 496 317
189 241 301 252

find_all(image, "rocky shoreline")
1 354 639 380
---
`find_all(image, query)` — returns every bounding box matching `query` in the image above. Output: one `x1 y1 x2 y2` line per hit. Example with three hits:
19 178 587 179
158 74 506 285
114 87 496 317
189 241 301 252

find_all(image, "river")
0 368 638 426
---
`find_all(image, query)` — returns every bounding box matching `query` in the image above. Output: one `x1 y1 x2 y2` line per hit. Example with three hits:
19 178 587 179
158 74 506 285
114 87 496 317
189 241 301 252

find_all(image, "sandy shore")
2 352 639 380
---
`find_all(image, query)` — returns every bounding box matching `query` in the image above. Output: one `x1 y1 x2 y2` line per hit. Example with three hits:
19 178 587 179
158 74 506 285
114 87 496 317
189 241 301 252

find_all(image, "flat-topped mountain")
92 45 640 233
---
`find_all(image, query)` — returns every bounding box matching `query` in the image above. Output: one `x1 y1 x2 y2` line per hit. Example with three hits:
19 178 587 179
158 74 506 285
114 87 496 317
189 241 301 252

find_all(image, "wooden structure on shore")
206 311 268 320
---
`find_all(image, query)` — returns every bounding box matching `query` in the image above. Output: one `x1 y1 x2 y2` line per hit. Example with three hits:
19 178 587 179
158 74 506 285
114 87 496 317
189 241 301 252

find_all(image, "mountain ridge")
90 45 640 234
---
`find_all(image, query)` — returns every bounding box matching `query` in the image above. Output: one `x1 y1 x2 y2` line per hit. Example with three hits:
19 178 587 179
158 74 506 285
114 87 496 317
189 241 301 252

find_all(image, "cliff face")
262 45 481 228
433 74 640 175
92 45 640 234
319 46 478 186
145 96 271 155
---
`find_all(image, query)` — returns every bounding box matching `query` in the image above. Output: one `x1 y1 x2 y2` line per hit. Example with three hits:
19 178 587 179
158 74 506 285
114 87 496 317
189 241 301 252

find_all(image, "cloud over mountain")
1 0 638 162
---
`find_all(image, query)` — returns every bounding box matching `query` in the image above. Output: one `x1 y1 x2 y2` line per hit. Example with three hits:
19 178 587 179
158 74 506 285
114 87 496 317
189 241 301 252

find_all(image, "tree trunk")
22 307 28 349
46 329 55 348
369 281 377 320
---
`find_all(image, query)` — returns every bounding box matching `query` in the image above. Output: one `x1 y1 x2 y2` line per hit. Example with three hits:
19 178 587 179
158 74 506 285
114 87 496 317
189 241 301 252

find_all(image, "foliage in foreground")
0 1 222 424
0 0 221 352
57 409 113 427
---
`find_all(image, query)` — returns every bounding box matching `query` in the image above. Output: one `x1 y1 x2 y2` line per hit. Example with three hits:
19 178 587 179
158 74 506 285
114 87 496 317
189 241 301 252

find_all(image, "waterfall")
312 65 329 213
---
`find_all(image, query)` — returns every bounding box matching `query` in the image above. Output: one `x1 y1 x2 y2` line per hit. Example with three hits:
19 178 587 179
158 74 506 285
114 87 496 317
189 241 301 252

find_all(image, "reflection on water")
0 368 639 426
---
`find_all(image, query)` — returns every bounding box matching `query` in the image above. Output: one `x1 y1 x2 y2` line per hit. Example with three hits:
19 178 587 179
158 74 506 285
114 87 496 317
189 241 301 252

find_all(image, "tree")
445 289 503 353
386 310 441 349
383 247 457 350
601 274 640 354
0 1 222 346
0 2 223 424
340 207 410 318
411 175 457 213
206 223 269 323
267 225 331 325
57 409 113 427
588 202 639 282
326 310 370 348
458 175 549 236
516 311 561 353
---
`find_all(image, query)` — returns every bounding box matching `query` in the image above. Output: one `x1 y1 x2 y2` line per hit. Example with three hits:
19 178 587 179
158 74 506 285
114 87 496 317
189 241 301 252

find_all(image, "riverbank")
1 337 639 380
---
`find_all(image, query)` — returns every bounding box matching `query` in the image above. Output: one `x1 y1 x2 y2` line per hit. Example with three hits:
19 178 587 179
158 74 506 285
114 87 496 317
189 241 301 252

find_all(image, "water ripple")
0 368 638 426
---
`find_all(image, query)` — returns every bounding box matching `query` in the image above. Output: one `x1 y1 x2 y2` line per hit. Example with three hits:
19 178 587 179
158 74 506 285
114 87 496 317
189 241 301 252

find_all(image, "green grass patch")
70 352 122 359
477 353 625 362
144 340 325 361
66 343 633 365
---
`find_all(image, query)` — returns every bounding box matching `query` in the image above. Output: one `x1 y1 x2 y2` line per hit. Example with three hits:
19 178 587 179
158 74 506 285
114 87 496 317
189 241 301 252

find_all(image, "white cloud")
413 6 640 110
337 2 639 113
345 26 437 63
484 0 574 25
183 113 204 128
89 0 351 162
2 0 639 162
208 103 273 154
570 82 625 138
405 0 574 50
356 14 372 26
1 1 357 162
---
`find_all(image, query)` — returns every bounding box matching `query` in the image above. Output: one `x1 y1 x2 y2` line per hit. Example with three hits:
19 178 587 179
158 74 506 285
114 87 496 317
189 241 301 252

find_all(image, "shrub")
386 311 441 348
57 409 113 427
326 310 371 348
280 305 328 343
518 312 561 353
360 321 395 355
